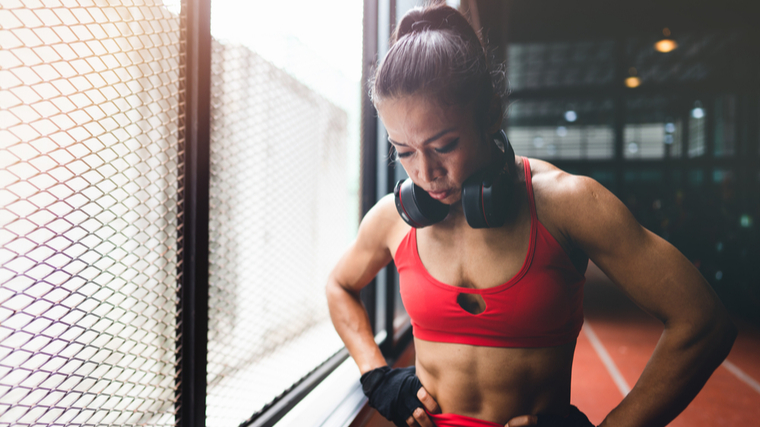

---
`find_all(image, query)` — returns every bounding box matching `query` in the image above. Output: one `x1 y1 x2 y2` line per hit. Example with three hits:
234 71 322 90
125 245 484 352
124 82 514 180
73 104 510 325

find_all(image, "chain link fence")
205 39 347 427
0 0 182 425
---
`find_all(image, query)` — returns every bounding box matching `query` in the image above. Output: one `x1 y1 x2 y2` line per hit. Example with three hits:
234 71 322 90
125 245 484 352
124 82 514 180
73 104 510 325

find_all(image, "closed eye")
435 138 459 154
396 150 412 159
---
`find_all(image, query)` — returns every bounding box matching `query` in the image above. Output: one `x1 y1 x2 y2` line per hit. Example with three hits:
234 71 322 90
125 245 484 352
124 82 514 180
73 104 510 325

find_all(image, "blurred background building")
489 0 760 323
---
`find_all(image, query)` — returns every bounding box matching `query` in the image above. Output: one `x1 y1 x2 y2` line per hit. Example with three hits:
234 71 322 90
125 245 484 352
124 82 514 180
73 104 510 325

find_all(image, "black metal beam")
612 37 626 193
381 0 397 355
177 0 212 426
360 0 380 332
704 96 716 190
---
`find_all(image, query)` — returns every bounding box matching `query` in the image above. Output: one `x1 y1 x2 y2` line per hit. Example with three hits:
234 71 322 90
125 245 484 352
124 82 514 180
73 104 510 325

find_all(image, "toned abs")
416 339 576 423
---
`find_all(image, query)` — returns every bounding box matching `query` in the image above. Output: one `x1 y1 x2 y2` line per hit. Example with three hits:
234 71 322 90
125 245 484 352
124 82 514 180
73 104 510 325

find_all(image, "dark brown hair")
371 3 507 131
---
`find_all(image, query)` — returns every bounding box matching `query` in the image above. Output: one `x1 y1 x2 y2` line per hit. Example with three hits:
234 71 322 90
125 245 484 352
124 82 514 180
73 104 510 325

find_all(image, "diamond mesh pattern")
0 1 182 425
205 40 347 426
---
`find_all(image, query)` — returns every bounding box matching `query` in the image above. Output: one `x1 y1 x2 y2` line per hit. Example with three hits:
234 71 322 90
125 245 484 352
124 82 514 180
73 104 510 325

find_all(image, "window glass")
507 99 614 160
624 96 683 159
713 95 736 157
624 124 666 159
689 101 706 157
205 1 362 424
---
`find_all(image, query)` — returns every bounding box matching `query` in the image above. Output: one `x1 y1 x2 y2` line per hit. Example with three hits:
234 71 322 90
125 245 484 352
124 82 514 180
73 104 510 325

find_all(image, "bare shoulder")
526 157 601 203
525 157 637 251
525 158 607 221
356 193 409 255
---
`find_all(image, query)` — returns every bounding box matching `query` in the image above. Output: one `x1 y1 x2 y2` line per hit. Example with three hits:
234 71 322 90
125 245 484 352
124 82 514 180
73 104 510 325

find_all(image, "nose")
416 154 440 184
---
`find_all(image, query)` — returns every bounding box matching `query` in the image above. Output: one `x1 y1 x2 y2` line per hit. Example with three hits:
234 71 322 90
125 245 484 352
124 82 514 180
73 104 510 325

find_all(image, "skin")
326 95 737 427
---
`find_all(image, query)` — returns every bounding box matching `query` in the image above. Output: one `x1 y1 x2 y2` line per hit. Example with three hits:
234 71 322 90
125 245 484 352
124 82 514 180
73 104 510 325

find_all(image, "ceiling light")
564 110 577 122
691 107 705 119
625 76 641 88
655 39 678 53
625 67 640 88
655 27 678 53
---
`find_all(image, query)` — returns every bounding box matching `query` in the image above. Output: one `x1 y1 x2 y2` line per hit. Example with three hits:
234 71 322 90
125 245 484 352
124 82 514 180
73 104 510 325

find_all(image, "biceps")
569 191 716 324
590 228 718 325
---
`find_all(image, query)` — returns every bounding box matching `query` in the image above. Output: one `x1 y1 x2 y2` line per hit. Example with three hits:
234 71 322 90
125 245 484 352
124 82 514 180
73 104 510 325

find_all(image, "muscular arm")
557 175 737 427
326 195 399 374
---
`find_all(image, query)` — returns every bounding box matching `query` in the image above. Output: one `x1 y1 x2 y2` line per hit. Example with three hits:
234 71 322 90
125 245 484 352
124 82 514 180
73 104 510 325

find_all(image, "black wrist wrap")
537 405 595 427
360 366 423 427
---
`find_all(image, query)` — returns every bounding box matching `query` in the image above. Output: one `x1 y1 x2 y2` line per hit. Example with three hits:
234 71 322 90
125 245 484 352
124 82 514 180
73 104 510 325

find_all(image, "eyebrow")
387 128 456 147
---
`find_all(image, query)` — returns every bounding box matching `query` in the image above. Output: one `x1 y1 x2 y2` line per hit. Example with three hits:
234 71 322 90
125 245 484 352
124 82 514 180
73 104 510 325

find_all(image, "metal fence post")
178 0 212 425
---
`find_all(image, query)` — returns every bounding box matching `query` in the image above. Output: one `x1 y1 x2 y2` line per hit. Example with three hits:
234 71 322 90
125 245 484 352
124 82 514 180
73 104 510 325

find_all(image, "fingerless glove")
360 366 423 427
538 405 595 427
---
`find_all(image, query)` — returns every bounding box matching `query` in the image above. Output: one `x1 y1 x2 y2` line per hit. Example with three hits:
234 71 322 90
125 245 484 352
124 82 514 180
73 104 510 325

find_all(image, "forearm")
599 315 737 427
326 276 387 374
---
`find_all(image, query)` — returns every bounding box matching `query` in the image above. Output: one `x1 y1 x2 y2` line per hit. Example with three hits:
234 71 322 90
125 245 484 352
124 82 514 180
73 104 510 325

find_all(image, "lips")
427 189 452 200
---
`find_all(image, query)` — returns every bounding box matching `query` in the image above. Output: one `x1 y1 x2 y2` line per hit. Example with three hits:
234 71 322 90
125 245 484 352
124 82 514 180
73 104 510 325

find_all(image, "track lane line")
722 360 760 395
583 321 631 397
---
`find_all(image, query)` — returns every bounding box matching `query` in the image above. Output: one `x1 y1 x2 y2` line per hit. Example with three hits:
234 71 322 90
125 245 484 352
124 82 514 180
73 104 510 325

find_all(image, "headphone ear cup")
462 169 510 229
394 179 449 228
462 171 489 229
482 172 509 227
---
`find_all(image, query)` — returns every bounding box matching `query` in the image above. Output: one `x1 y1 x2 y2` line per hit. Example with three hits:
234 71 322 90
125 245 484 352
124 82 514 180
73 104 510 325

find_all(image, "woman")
326 4 736 427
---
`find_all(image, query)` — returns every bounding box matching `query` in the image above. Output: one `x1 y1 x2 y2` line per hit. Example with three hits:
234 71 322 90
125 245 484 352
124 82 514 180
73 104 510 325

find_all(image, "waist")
415 338 576 424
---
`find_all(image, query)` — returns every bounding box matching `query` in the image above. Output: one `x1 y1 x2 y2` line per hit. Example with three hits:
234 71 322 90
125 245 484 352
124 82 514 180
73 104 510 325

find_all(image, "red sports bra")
395 158 585 348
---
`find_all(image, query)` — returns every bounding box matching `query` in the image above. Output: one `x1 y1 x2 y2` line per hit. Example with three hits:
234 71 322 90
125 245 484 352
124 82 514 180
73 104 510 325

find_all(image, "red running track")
572 263 760 426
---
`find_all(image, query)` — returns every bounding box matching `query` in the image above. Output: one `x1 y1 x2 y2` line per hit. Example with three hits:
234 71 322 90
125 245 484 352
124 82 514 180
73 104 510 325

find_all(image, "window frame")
177 0 413 426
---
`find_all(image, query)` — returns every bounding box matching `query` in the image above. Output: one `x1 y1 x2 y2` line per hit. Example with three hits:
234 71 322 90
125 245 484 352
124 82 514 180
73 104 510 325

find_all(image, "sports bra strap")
522 157 537 222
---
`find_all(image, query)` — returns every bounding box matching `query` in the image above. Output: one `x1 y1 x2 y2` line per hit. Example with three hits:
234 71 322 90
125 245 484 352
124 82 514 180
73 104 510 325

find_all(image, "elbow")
714 315 737 361
325 273 359 306
673 303 737 366
325 274 341 304
696 307 737 364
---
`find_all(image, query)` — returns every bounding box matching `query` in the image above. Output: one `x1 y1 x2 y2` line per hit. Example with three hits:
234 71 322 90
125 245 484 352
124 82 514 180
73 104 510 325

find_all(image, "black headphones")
393 130 515 229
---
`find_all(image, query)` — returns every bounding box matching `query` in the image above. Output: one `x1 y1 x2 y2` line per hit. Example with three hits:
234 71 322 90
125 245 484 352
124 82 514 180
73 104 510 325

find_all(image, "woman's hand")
405 387 539 427
405 386 439 427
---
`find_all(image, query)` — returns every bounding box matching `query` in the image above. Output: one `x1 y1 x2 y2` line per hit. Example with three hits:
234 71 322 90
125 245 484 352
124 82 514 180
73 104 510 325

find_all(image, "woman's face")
377 94 491 205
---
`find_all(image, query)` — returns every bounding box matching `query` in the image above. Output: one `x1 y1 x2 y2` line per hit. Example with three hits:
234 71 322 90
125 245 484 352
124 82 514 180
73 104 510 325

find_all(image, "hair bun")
394 4 479 45
373 3 506 132
410 20 433 33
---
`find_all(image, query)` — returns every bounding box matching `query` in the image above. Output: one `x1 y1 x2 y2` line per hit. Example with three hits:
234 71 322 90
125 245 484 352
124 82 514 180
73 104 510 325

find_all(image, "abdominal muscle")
414 338 577 424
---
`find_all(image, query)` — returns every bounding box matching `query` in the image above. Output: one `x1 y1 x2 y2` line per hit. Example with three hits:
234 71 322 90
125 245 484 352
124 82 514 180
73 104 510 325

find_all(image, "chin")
441 193 461 205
